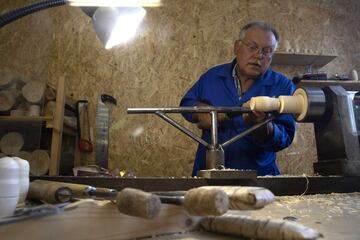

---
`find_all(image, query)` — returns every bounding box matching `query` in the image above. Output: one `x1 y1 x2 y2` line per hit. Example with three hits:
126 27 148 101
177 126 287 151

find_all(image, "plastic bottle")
13 157 30 204
0 156 20 218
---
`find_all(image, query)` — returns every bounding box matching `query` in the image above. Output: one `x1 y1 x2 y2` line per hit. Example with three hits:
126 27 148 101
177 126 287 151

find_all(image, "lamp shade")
92 7 146 49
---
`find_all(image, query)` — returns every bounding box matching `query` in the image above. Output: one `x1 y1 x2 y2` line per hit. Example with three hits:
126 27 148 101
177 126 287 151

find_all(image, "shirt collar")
217 58 275 86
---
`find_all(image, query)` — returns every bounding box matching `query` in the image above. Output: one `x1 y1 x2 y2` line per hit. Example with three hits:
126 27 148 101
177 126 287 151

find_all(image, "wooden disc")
0 67 15 88
22 81 45 103
29 149 50 176
0 90 16 111
0 132 24 155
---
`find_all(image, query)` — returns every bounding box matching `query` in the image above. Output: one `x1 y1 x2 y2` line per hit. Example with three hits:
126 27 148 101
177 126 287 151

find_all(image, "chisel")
28 180 229 219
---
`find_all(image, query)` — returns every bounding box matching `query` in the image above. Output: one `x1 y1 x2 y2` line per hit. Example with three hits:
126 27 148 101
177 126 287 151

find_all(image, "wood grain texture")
0 131 24 155
0 199 200 240
29 149 50 176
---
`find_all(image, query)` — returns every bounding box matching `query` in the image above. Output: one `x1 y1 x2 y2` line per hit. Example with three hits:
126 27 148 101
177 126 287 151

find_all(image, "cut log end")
0 132 24 155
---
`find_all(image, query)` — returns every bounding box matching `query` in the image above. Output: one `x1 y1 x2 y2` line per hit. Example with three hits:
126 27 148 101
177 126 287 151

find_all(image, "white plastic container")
0 156 20 218
13 157 30 204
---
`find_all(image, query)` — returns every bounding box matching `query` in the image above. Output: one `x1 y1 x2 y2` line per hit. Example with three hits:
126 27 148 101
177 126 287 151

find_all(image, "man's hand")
243 111 268 126
193 103 228 129
243 111 274 143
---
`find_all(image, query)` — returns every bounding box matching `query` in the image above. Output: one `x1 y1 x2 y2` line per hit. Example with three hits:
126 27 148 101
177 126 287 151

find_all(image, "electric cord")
0 0 66 28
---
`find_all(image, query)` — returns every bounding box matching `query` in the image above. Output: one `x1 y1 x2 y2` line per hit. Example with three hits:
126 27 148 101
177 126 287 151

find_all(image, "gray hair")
239 21 279 49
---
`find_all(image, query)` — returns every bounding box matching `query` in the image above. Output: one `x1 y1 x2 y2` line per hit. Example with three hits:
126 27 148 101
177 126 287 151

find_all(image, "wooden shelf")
297 80 360 91
272 52 337 67
0 116 53 122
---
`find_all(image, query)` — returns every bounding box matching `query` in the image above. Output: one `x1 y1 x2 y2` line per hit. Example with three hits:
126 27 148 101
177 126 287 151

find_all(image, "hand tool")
29 180 117 201
76 100 93 152
96 94 117 169
201 214 323 240
28 180 73 204
154 186 275 211
28 180 229 219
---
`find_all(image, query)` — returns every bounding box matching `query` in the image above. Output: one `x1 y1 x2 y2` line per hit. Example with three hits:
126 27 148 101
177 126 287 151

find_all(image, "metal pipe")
210 111 218 149
127 106 251 114
155 112 212 149
221 115 276 148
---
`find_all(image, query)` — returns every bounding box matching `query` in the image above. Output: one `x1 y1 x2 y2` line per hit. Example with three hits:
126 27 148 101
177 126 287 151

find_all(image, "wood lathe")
127 85 360 177
249 85 360 176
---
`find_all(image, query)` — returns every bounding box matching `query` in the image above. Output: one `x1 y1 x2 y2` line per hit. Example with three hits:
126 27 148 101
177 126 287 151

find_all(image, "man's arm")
244 78 296 151
180 75 227 129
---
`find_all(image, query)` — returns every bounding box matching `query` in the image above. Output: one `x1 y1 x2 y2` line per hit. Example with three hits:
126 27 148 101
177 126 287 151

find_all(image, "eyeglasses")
239 40 275 58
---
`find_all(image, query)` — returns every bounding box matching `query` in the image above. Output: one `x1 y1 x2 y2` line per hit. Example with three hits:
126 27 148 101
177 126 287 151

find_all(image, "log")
0 90 16 112
22 81 45 103
27 105 41 117
0 132 24 155
29 149 50 176
15 151 32 161
44 101 56 116
0 67 15 89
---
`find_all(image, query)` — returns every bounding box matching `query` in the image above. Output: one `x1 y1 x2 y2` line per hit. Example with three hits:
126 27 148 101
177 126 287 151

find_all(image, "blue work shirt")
180 59 296 176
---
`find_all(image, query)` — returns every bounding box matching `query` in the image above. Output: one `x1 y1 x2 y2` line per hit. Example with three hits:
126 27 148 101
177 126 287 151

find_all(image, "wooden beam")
49 76 66 176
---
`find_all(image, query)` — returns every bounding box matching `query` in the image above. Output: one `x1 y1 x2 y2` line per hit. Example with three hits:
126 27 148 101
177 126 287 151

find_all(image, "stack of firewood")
0 67 49 117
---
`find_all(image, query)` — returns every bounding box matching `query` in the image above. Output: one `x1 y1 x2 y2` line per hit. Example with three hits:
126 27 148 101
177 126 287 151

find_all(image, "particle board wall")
0 0 359 177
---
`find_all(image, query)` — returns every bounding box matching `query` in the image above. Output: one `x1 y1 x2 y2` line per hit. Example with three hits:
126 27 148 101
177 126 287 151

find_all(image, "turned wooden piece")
22 81 45 103
29 149 50 176
279 95 305 114
0 132 24 155
249 96 280 112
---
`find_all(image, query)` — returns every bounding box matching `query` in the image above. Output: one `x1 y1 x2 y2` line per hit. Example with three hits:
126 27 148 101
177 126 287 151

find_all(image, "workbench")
0 192 359 240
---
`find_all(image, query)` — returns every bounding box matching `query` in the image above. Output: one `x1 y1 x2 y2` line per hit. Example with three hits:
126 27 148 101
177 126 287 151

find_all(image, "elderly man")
180 21 296 176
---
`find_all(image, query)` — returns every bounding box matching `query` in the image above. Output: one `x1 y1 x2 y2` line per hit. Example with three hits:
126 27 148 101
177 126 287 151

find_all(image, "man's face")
234 27 277 79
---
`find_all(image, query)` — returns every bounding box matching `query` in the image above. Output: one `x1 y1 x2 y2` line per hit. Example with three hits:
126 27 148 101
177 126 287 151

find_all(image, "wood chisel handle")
201 215 322 240
28 181 73 204
116 188 161 219
183 187 229 216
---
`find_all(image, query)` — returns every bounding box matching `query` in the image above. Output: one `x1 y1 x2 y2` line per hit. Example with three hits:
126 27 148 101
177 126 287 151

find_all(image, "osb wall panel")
1 0 359 176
